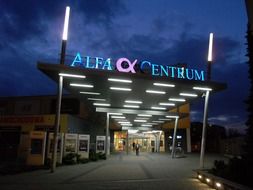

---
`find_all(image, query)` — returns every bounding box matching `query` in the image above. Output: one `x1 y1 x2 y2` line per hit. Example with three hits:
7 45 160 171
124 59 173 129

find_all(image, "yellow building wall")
0 114 69 133
162 104 190 129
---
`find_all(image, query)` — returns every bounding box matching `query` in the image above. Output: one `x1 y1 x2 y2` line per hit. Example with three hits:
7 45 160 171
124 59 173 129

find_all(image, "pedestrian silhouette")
136 143 140 156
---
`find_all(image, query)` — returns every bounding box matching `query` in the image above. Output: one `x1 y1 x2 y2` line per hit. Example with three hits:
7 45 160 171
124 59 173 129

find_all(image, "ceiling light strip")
153 83 175 87
179 93 198 97
59 73 86 78
151 106 166 110
110 87 132 91
93 103 110 107
108 78 132 83
169 98 186 102
146 90 166 94
193 86 212 91
123 105 140 108
70 83 93 88
80 91 100 95
88 98 106 101
125 100 143 104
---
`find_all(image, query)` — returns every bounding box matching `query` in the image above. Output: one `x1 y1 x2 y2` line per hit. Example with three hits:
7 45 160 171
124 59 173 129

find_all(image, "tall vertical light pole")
199 33 213 168
51 6 70 173
207 33 213 81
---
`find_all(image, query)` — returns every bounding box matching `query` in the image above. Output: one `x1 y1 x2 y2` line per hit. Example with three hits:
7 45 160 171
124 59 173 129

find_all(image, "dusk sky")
0 1 248 131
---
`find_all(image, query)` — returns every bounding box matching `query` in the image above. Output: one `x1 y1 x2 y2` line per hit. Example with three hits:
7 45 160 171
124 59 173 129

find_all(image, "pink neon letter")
116 58 137 73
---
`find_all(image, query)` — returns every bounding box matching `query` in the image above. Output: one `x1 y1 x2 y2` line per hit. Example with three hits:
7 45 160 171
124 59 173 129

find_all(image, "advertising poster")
79 140 88 152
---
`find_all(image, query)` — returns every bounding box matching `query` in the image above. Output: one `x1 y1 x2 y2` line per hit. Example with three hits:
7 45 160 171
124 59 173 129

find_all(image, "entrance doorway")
0 126 21 162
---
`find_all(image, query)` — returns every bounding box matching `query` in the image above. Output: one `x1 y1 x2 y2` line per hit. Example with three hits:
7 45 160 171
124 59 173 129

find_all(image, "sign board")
70 53 205 81
64 133 78 155
26 131 46 166
78 134 90 159
47 133 64 164
96 136 106 154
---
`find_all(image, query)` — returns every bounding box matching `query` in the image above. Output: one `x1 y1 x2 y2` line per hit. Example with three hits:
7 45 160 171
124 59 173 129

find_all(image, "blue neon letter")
177 68 185 79
85 56 94 69
169 66 176 78
71 52 82 67
152 64 159 76
185 69 194 80
140 61 151 73
103 58 113 70
160 65 169 77
195 70 205 81
95 57 104 69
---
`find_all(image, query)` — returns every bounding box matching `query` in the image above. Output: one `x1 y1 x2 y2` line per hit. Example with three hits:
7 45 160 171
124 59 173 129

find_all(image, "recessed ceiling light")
121 124 133 126
193 87 212 91
134 119 147 122
158 118 172 121
153 83 175 87
125 100 143 104
110 87 132 91
108 78 132 83
146 90 166 94
123 105 140 108
152 121 164 123
80 92 100 95
118 121 131 124
59 73 86 78
151 106 166 110
70 83 93 88
111 116 126 119
166 115 179 119
179 93 198 97
169 98 186 102
88 98 106 101
93 103 110 107
137 114 152 117
159 102 175 106
141 124 152 127
135 117 149 120
147 123 158 125
109 113 123 115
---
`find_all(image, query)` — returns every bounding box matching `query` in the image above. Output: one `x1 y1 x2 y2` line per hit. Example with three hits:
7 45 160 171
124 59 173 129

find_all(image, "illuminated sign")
71 52 205 81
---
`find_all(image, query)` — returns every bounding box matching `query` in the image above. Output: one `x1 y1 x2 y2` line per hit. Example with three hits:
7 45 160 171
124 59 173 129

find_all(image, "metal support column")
51 75 63 172
171 117 179 158
200 90 210 168
105 113 110 156
186 128 192 153
126 131 129 154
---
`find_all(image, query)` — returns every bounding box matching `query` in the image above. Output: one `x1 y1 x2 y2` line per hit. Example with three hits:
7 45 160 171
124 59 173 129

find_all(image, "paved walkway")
0 152 225 190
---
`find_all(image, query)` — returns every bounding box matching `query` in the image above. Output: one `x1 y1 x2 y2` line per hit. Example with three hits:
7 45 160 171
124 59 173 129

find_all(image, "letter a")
71 52 82 67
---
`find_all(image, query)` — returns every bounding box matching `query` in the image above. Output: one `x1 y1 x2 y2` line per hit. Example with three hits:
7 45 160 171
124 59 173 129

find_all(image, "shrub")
62 153 77 165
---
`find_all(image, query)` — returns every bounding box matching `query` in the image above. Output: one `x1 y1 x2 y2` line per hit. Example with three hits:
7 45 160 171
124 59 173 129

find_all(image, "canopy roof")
38 62 226 131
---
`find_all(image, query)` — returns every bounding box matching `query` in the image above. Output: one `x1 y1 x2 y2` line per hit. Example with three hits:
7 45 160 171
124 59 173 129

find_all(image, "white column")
105 113 110 156
200 90 210 168
171 117 179 158
186 128 191 153
51 75 63 172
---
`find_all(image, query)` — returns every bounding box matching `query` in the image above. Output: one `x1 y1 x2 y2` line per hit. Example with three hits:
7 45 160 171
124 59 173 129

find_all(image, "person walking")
135 143 140 156
132 142 135 151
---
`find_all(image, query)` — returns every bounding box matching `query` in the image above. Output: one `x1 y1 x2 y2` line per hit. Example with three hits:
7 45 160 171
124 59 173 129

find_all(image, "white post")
105 113 110 156
200 90 210 168
186 128 192 153
171 117 179 158
51 75 63 172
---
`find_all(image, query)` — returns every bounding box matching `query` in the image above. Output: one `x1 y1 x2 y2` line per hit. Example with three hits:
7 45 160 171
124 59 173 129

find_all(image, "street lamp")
51 6 70 173
207 33 213 81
